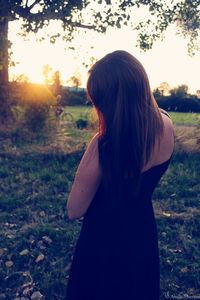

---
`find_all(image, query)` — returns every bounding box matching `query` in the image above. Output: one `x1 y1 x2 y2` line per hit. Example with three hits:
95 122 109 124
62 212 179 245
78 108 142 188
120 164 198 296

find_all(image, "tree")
153 88 163 99
67 74 82 90
1 0 200 123
158 82 171 96
42 64 53 86
170 84 189 98
196 90 200 99
52 70 62 96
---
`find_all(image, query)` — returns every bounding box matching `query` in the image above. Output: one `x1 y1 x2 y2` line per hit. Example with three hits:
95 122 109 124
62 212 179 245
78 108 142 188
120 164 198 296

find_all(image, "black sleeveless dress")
66 158 172 300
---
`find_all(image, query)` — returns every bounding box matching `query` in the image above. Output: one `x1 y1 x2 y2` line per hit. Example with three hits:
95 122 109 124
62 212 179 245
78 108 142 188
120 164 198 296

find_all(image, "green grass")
0 151 200 299
66 106 200 126
65 106 200 125
65 105 93 119
0 152 83 299
168 112 200 125
0 107 200 299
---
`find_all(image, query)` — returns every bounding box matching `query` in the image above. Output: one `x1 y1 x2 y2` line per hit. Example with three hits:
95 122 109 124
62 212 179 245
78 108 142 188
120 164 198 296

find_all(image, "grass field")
0 108 200 299
65 106 200 126
169 112 200 125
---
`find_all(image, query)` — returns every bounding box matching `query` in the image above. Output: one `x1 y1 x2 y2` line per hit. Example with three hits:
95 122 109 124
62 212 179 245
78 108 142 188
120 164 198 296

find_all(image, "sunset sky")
9 19 200 94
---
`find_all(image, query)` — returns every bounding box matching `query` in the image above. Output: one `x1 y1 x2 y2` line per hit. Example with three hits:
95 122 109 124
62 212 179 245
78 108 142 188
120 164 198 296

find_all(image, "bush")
61 92 86 106
23 102 50 131
76 118 88 129
20 84 55 132
61 88 90 106
156 96 200 112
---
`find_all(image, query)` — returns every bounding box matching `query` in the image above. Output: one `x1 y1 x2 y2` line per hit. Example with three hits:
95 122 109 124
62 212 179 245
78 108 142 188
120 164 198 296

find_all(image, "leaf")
181 267 188 273
42 236 52 244
35 254 45 263
5 260 13 268
31 291 43 300
163 212 171 217
39 211 45 217
20 249 29 256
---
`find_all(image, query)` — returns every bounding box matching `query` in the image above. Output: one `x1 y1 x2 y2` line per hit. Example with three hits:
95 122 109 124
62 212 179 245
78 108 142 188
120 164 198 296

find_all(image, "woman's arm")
67 133 102 220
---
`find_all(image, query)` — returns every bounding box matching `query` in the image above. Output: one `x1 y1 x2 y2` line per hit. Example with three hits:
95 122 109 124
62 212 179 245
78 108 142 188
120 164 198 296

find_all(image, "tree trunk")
0 16 13 124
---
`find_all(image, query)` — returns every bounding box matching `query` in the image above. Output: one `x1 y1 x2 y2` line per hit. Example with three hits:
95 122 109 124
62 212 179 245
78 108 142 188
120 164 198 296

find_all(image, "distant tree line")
153 83 200 113
9 78 200 113
62 82 200 112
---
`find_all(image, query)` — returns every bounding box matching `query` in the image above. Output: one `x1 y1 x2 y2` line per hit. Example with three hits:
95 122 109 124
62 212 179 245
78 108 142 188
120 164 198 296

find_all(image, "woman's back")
66 51 174 300
66 111 174 300
143 110 174 172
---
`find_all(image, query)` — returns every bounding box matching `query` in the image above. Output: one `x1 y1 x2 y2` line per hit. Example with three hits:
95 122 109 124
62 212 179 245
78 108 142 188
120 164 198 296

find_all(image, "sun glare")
9 20 200 93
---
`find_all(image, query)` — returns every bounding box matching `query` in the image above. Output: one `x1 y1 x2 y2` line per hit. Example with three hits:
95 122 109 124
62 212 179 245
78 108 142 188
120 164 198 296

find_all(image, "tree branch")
28 0 42 11
23 9 95 30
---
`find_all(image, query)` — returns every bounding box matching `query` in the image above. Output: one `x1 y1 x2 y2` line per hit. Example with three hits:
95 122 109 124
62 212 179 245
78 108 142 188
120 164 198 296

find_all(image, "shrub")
23 102 50 131
61 92 86 106
76 118 88 129
61 88 90 106
19 84 56 132
156 96 200 112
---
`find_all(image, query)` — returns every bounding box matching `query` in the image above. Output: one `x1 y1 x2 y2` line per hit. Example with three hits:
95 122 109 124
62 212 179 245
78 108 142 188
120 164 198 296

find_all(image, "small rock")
20 249 29 256
35 254 45 263
14 298 20 300
5 260 13 268
31 291 43 300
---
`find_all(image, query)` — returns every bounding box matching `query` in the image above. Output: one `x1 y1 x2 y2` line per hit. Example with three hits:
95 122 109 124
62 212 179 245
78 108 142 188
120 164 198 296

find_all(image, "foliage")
2 1 200 52
1 0 200 124
61 89 88 106
156 96 200 113
153 83 200 113
23 102 50 132
42 64 53 85
154 82 171 97
67 74 82 89
17 83 55 131
76 118 88 129
52 70 62 96
170 84 189 99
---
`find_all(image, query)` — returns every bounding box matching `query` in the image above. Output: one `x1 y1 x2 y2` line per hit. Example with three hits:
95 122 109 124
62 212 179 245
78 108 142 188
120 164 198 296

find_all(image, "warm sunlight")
9 20 200 93
1 2 200 299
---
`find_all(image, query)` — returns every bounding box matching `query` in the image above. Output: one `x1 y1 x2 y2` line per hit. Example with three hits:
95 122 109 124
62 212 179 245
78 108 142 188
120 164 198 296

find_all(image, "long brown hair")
87 50 164 198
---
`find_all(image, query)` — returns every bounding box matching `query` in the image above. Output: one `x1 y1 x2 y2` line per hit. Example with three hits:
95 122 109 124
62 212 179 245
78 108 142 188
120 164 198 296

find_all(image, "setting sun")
9 18 200 94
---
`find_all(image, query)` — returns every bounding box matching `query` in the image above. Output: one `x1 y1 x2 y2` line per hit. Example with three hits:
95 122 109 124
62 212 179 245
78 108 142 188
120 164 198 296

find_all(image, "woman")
66 50 174 300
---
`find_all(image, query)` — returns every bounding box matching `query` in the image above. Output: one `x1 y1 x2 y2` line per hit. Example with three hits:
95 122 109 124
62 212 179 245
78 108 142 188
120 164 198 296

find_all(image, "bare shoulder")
76 132 99 171
161 112 174 141
159 111 174 160
86 132 99 153
149 112 174 168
